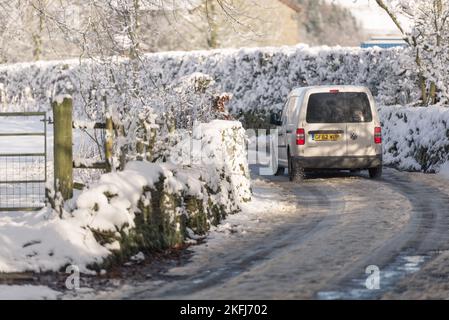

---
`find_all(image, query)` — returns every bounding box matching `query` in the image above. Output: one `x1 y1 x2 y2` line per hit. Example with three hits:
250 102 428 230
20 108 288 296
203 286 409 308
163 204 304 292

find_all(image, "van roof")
289 85 369 97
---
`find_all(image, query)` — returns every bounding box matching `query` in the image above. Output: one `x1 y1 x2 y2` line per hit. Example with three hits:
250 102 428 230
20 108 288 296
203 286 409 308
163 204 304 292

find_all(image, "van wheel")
369 166 382 179
288 154 304 182
274 167 285 176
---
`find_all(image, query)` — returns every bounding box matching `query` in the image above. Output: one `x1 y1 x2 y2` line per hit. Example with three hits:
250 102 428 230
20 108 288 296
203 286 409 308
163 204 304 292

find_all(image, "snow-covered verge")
439 162 449 179
0 285 60 300
379 105 449 173
0 120 251 273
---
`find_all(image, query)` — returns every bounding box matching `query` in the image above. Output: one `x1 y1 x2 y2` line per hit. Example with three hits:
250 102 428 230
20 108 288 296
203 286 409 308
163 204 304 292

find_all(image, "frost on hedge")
0 45 417 126
379 105 449 172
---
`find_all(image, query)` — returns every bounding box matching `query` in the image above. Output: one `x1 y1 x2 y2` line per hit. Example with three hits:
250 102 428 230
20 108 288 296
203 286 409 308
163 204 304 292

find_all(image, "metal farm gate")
0 112 47 211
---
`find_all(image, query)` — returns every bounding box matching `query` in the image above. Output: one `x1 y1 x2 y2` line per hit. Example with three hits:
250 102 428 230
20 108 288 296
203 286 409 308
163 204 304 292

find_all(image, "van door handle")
278 133 284 136
286 130 293 134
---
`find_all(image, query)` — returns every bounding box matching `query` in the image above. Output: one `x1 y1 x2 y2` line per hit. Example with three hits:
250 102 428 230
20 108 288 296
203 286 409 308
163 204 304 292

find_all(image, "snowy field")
0 116 48 153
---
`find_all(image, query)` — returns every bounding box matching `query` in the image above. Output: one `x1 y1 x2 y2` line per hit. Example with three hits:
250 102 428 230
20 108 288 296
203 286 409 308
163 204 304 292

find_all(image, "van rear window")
306 92 373 123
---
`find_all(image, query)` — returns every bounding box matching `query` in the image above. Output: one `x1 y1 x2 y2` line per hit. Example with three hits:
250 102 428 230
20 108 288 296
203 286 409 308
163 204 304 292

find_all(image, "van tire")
274 167 285 176
288 155 304 182
369 166 382 179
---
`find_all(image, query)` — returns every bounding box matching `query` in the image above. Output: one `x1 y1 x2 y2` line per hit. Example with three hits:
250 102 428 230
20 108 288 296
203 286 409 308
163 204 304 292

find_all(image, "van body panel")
278 97 295 167
292 155 382 170
345 90 380 157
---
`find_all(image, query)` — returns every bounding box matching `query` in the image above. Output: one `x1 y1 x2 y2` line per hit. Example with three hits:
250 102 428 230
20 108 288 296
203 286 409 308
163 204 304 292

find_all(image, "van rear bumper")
293 154 382 169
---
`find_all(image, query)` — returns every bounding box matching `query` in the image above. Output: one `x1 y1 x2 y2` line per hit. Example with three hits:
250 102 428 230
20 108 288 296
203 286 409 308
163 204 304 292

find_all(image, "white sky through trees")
328 0 409 35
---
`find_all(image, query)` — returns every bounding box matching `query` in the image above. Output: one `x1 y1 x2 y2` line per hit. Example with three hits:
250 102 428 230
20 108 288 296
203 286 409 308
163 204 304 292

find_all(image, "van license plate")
314 134 341 141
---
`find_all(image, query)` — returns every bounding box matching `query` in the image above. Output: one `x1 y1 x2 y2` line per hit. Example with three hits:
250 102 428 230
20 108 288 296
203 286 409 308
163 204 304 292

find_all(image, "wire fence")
0 112 47 212
0 155 46 210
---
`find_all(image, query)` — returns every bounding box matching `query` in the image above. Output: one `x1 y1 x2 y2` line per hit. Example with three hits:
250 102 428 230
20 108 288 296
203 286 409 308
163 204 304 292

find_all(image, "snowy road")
80 166 449 300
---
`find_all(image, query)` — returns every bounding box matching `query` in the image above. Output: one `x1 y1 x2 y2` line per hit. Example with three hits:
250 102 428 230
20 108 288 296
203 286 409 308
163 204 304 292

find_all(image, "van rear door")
344 92 377 157
303 90 348 157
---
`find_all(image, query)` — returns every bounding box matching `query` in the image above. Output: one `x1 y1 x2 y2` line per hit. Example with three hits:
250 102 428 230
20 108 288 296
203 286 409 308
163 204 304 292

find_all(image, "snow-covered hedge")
0 120 251 273
379 106 449 172
0 45 416 123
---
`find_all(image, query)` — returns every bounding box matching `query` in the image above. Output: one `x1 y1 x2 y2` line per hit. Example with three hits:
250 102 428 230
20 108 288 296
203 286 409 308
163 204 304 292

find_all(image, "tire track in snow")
317 169 449 299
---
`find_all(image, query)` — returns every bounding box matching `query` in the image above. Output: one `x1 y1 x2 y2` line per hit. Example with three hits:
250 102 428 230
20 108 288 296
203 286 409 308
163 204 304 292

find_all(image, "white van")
271 86 382 182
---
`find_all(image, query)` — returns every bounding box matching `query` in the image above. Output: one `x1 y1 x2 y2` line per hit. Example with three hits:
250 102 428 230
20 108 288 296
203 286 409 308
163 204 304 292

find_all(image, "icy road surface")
83 166 449 300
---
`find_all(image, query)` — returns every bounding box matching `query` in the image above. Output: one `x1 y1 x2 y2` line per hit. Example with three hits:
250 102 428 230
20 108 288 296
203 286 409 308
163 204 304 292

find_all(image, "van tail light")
296 128 306 145
374 127 382 144
329 89 339 94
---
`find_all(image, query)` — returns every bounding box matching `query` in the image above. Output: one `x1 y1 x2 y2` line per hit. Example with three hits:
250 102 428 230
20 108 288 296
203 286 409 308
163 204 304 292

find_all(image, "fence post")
116 124 127 170
105 116 113 172
52 97 73 200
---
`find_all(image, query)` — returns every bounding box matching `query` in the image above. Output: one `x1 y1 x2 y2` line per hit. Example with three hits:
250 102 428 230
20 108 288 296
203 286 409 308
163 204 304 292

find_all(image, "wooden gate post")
105 116 114 172
52 97 73 200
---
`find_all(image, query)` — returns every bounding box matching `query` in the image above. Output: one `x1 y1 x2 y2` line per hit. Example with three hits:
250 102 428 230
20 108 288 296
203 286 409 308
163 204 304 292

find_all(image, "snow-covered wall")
0 45 416 121
0 120 251 273
379 106 449 172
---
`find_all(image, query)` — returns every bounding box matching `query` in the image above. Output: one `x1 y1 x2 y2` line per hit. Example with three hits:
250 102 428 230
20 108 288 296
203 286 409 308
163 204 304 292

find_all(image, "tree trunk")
28 0 46 61
429 82 437 105
206 1 219 49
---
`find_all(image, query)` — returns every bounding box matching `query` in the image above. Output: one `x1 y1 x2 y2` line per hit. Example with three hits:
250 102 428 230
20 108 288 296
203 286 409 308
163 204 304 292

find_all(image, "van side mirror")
270 112 282 126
